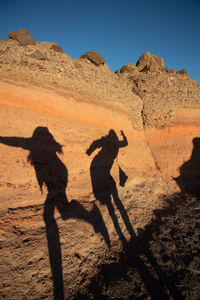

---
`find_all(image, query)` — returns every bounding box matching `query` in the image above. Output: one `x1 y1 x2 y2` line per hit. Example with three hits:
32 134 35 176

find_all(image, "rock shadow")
0 127 110 300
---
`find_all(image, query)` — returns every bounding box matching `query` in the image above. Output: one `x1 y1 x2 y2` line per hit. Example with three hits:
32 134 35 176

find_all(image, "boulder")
115 63 139 74
136 52 164 72
80 51 105 66
39 42 63 53
8 28 35 46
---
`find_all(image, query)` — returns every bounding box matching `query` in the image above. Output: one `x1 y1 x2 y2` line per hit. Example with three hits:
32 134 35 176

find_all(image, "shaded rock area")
74 192 200 300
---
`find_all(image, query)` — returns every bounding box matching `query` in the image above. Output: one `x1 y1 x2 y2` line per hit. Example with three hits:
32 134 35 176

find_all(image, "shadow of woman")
86 129 135 245
174 137 200 198
83 129 184 300
0 126 110 300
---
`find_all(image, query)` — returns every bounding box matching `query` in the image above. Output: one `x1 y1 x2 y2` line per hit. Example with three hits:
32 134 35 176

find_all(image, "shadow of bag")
119 166 128 187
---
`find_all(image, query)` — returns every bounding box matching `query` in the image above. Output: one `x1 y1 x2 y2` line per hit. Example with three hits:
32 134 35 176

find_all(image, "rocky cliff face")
0 30 200 299
116 51 200 189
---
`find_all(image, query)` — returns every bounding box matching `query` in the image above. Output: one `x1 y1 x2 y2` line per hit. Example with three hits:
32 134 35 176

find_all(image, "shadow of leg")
112 189 136 240
90 202 111 247
43 197 64 300
106 196 128 246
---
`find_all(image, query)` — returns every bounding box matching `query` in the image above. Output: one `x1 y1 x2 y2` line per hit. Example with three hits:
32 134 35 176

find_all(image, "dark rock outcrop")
8 28 35 46
80 51 105 66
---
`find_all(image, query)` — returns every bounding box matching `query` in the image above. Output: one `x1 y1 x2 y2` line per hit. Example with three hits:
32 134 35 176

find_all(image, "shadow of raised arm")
0 136 32 150
119 130 128 148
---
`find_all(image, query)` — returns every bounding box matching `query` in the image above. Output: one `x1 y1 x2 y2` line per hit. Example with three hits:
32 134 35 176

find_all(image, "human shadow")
0 127 110 300
86 129 135 245
85 129 184 299
174 137 200 199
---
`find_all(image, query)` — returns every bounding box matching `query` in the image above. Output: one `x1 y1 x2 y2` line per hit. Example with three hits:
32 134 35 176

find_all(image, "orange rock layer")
0 81 200 208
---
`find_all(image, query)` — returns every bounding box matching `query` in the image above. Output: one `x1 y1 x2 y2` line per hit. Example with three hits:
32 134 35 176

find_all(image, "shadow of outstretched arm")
86 139 102 156
0 136 32 150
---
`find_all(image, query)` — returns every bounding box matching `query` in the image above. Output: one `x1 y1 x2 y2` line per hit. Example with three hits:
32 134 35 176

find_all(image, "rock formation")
0 29 200 299
136 51 164 72
80 50 105 66
8 28 35 46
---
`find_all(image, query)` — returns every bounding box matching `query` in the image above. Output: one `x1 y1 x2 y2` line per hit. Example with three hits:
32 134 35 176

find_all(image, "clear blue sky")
1 0 200 83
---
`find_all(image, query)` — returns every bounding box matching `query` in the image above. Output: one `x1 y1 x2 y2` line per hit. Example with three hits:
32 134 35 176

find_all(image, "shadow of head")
27 127 67 195
30 126 62 154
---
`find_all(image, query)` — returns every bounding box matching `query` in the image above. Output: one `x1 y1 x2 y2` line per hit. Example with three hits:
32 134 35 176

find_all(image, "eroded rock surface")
0 30 200 299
